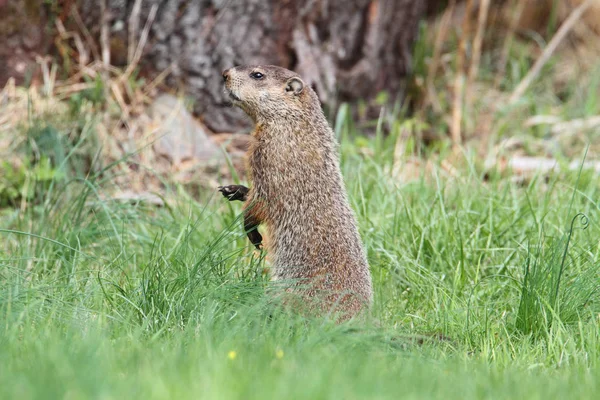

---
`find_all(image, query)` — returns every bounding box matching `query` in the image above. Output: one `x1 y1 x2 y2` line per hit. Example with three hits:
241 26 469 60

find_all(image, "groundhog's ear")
285 77 304 95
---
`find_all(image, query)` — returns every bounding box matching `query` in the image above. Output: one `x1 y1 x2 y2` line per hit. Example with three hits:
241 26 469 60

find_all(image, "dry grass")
412 0 600 173
0 63 229 207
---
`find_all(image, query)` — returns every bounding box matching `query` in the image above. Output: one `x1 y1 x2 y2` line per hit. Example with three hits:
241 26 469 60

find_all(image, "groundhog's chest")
248 137 329 208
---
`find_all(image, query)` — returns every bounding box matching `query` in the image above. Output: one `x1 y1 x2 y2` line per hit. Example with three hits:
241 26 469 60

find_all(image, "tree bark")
0 1 50 86
0 0 426 132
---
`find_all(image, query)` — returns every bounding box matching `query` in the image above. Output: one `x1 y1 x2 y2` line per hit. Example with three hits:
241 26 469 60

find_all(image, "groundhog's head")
223 65 316 122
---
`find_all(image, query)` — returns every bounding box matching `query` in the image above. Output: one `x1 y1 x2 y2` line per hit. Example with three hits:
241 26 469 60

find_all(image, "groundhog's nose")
222 69 230 83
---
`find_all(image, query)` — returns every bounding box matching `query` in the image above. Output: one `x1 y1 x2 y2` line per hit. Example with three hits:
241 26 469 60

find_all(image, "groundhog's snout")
222 68 242 102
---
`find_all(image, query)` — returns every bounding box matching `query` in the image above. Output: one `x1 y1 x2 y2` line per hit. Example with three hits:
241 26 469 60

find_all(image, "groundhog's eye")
250 72 264 80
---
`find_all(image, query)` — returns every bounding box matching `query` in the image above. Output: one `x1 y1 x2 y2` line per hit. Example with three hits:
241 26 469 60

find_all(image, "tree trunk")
0 0 426 132
0 1 50 86
75 0 426 132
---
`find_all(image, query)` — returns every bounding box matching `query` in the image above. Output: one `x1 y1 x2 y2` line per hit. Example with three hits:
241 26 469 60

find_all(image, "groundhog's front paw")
218 185 249 202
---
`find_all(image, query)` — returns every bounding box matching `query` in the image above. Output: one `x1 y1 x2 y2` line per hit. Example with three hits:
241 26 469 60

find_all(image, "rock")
150 94 224 167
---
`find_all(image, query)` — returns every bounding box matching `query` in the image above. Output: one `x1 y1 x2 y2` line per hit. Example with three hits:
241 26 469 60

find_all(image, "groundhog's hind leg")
218 184 249 201
244 211 263 250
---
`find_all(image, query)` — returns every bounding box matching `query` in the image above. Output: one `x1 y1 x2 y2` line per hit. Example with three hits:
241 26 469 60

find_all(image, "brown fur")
222 65 373 320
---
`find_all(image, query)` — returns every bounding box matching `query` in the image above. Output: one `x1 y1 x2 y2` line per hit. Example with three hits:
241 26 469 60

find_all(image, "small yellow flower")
228 350 237 360
275 349 284 359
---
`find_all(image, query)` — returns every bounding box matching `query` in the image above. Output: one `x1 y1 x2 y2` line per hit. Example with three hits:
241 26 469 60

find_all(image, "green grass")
1 116 599 399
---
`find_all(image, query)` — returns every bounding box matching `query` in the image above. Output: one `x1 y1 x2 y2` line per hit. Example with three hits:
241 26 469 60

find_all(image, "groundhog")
219 65 373 320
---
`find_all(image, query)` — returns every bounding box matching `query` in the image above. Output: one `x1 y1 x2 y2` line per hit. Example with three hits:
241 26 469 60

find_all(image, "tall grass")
2 112 599 398
516 212 599 337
